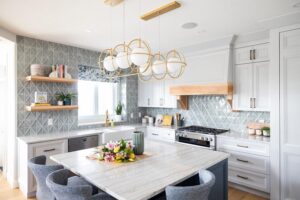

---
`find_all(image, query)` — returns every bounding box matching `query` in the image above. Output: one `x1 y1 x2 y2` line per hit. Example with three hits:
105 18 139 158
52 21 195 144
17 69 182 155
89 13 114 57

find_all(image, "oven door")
177 136 215 150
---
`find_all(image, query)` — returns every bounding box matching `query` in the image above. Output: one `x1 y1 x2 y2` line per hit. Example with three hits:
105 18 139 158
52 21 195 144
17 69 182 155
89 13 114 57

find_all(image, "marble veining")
51 139 229 200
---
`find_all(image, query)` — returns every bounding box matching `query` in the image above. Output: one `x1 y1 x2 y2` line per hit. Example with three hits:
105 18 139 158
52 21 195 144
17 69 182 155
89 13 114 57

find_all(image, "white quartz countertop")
218 131 270 143
17 125 142 144
50 139 229 200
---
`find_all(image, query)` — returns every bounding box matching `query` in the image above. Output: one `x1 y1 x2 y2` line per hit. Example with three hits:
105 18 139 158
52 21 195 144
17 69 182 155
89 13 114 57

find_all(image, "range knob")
209 138 213 141
204 137 208 141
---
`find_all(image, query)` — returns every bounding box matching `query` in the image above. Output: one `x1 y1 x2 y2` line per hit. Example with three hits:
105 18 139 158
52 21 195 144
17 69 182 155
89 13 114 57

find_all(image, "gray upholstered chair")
165 170 215 200
46 169 116 200
28 155 98 200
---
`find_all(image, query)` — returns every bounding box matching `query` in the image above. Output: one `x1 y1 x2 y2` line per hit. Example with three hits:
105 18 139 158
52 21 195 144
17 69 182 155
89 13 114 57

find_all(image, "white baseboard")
229 182 270 199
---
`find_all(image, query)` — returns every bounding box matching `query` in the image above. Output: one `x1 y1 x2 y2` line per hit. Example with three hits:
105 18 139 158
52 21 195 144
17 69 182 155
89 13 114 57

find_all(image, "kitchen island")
50 139 229 200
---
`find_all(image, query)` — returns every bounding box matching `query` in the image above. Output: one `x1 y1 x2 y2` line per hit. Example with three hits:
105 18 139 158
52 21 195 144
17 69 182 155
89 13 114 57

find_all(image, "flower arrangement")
98 139 135 163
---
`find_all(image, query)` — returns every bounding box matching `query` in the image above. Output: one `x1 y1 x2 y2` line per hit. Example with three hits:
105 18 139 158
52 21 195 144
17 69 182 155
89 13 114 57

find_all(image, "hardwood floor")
1 172 267 200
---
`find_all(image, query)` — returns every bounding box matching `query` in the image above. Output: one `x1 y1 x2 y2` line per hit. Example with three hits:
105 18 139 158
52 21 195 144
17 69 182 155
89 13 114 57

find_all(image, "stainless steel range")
176 126 229 150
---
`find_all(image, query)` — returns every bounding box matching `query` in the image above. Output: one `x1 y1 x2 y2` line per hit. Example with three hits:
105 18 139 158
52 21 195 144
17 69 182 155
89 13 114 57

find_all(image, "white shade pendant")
103 55 116 72
128 38 152 67
152 53 167 80
166 50 186 78
116 51 131 69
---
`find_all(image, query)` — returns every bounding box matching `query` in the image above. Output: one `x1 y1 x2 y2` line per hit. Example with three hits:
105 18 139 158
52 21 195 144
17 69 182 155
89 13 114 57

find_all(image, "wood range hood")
170 83 233 110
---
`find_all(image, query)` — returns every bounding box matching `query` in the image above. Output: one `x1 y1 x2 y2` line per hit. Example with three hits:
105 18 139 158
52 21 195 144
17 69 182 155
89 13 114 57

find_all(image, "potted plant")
64 93 76 105
261 127 270 137
115 102 123 122
55 93 65 106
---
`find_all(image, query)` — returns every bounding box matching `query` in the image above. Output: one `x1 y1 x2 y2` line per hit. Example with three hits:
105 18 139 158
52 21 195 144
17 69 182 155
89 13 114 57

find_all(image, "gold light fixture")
98 0 186 81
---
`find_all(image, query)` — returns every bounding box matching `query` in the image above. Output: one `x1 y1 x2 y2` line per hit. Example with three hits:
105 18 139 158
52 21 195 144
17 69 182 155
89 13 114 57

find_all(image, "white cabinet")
138 79 177 108
233 42 270 111
217 136 270 194
278 28 300 200
18 139 68 197
146 126 175 142
235 43 269 65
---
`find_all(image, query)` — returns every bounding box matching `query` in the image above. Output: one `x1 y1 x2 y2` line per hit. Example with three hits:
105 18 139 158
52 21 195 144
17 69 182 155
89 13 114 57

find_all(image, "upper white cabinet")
233 42 270 111
235 43 269 65
138 79 177 108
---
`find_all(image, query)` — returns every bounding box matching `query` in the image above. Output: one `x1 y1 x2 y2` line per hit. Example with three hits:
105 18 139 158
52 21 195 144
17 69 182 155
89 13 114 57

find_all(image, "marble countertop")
51 139 229 200
218 131 270 143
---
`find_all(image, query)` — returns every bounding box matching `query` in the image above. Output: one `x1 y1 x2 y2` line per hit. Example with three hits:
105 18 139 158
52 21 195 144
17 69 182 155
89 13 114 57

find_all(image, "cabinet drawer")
229 167 270 192
147 127 175 141
217 137 269 156
33 139 67 165
221 149 269 174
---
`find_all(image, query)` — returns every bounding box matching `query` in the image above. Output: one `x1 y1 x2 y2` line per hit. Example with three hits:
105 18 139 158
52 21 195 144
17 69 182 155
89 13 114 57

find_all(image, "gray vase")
133 131 144 155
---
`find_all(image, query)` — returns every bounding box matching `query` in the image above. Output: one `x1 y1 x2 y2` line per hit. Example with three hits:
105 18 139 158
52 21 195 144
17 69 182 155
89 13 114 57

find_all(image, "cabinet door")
235 46 253 65
252 43 269 63
152 81 164 107
138 80 152 107
233 63 253 110
164 79 177 108
279 28 300 200
253 62 269 111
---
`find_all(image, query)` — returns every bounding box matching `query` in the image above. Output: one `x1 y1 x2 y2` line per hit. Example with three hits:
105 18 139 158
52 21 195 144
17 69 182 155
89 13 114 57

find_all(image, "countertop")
217 131 270 143
50 139 229 200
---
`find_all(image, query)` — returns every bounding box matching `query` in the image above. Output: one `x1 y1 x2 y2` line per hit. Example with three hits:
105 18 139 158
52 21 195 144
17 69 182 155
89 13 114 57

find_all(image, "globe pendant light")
166 49 186 78
152 53 167 80
129 38 152 67
114 43 132 69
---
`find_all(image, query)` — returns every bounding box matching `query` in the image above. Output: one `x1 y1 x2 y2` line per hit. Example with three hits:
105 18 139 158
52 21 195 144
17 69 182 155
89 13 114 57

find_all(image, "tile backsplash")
146 96 270 133
17 36 143 136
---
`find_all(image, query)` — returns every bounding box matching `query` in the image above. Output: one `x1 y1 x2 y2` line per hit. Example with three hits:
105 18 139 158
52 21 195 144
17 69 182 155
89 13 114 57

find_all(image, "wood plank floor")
1 172 267 200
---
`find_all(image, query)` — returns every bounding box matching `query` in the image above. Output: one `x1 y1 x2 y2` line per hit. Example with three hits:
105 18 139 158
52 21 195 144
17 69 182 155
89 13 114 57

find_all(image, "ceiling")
0 0 299 52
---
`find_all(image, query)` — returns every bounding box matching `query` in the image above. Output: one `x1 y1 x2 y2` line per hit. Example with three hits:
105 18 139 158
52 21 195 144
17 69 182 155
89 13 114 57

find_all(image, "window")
78 80 120 124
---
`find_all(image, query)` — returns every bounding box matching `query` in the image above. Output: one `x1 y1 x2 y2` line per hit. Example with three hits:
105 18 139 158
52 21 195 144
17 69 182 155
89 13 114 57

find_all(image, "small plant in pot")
64 93 76 105
261 127 270 137
115 102 123 122
55 93 65 106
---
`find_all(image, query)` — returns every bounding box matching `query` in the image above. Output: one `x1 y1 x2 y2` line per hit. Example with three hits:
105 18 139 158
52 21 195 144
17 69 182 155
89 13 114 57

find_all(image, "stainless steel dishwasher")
68 135 98 152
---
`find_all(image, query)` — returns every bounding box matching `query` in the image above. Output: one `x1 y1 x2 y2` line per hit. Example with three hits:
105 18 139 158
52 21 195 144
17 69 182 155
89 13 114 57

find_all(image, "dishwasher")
68 135 98 152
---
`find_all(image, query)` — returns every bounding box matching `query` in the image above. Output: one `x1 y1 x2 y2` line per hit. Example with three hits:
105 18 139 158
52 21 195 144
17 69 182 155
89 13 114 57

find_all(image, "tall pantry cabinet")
270 24 300 200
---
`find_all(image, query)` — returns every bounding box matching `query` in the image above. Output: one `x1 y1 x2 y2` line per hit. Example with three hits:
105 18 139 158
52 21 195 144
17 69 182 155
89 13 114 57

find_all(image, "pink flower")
105 142 116 150
104 154 115 162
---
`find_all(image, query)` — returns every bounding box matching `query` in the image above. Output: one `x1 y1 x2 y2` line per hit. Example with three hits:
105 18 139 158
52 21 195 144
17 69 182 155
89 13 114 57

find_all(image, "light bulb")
139 63 152 76
152 59 166 75
103 56 116 72
116 51 131 69
167 57 181 74
130 47 149 66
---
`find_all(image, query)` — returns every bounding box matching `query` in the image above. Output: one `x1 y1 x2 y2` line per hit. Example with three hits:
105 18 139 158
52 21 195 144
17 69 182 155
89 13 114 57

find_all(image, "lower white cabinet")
146 126 175 142
217 136 270 194
18 139 68 197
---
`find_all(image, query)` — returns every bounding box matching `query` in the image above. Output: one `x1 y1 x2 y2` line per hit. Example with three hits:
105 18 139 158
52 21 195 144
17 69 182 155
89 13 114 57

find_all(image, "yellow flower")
129 153 135 159
113 146 120 153
129 158 135 162
115 153 123 160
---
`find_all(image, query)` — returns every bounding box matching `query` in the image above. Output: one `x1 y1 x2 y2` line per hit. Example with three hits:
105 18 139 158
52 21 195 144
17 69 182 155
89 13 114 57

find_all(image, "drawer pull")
44 148 56 152
237 175 249 180
152 133 159 136
237 158 249 163
237 144 248 148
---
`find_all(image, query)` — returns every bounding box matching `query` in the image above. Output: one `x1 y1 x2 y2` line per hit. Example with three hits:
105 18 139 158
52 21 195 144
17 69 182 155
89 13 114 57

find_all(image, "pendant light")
166 49 186 78
114 0 132 69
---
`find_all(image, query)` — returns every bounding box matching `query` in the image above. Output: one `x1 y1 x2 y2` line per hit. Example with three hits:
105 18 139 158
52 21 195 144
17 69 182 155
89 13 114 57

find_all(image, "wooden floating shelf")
25 105 79 112
141 1 181 21
26 76 77 84
104 0 123 6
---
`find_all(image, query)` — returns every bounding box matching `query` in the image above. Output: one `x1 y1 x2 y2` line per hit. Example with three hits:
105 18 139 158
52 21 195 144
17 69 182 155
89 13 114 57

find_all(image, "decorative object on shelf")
63 93 76 105
49 65 58 78
55 93 65 106
261 127 270 137
97 139 135 162
34 92 47 104
115 102 123 122
30 64 45 76
255 129 262 136
133 131 144 155
64 65 72 79
98 0 186 81
155 115 163 125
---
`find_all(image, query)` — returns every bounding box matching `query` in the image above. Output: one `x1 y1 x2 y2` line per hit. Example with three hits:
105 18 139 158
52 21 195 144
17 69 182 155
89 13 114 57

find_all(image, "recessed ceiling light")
182 22 198 29
293 2 300 7
85 29 92 33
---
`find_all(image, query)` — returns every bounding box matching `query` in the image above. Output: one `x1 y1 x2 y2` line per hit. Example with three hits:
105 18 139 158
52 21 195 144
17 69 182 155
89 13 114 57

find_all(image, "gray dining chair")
165 170 215 200
28 155 98 200
46 169 116 200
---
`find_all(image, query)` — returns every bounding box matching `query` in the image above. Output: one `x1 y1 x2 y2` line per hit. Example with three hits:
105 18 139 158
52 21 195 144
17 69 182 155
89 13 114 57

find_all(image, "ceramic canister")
133 131 144 155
